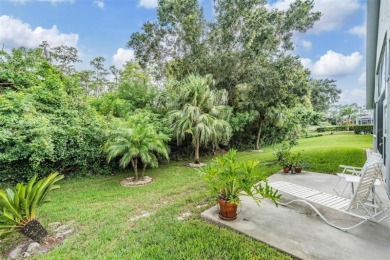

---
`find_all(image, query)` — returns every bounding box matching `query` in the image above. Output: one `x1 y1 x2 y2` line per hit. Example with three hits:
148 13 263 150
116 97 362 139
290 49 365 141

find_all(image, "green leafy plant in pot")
200 149 280 220
0 173 63 242
275 144 293 173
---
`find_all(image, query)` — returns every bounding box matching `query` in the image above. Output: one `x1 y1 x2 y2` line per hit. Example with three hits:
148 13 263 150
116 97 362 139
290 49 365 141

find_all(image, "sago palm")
0 173 64 242
167 74 232 164
104 124 170 180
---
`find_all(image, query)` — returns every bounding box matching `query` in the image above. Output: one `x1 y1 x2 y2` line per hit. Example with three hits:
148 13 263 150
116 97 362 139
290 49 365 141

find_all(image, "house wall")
373 0 390 196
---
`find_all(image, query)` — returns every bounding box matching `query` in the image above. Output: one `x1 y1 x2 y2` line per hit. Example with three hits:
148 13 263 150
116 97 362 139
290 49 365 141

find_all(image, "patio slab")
201 172 390 260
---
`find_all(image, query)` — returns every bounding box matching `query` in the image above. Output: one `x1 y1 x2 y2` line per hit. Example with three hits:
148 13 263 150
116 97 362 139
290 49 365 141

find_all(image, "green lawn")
0 133 372 259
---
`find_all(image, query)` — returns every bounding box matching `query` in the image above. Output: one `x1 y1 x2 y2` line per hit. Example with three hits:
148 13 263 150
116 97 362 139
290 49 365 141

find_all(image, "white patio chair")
333 152 382 196
269 161 388 231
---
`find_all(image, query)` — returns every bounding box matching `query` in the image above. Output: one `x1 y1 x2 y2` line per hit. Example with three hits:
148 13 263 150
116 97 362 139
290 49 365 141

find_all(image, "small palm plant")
0 173 64 242
104 124 170 180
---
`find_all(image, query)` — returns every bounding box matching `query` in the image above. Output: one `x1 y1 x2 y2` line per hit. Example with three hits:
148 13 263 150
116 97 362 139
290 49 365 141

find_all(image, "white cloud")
358 71 366 86
348 23 366 38
339 87 366 105
112 48 134 68
93 0 104 9
9 0 74 3
301 50 362 78
267 0 362 33
301 40 312 50
300 58 313 69
138 0 157 9
0 15 79 51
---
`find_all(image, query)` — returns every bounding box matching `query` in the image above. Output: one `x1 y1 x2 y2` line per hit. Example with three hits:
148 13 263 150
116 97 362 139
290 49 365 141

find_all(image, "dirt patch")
128 212 153 222
120 176 154 187
7 222 75 260
187 163 206 167
178 212 192 221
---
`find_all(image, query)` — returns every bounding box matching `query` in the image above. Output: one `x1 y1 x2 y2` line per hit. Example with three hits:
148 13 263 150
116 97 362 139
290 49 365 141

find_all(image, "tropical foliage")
200 149 280 205
0 0 341 183
0 48 109 183
0 173 63 242
167 74 232 163
103 117 170 180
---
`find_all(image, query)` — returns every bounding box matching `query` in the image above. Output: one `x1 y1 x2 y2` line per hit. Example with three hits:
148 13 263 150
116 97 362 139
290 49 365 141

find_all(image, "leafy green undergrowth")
0 133 372 259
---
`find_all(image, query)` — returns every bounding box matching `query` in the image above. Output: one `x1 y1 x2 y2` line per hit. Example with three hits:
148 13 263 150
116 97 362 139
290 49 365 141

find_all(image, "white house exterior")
366 0 390 196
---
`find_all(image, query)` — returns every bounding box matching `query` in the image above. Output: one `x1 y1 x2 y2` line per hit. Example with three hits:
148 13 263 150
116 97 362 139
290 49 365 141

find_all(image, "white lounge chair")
333 151 382 196
269 161 388 231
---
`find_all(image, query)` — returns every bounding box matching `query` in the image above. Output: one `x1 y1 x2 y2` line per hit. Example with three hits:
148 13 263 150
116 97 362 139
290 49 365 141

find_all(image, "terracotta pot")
295 167 302 173
218 197 238 220
283 167 290 173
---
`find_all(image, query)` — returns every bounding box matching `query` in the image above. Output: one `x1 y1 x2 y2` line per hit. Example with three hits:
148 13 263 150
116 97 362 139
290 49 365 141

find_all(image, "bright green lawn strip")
32 164 288 259
0 133 372 259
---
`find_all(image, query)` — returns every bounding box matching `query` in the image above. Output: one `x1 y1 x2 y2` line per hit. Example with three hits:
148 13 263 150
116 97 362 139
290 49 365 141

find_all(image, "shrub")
316 125 349 132
0 173 63 242
0 85 111 183
354 124 373 134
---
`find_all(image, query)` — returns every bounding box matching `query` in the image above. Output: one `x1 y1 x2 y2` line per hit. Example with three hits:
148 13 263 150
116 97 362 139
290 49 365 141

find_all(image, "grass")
0 133 372 259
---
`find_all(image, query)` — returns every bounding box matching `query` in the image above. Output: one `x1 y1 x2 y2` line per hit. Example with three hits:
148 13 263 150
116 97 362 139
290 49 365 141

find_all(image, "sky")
0 0 367 105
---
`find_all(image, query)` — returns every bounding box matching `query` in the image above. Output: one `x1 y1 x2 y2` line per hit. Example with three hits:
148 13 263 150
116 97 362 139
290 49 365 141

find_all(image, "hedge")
316 125 349 132
354 124 373 134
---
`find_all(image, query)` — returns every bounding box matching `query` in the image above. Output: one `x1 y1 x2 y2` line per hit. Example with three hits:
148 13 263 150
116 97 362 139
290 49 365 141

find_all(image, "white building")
366 0 390 196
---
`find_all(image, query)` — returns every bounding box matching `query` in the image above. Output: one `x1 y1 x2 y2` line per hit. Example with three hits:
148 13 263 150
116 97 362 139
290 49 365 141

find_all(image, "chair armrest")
345 169 361 176
339 165 362 170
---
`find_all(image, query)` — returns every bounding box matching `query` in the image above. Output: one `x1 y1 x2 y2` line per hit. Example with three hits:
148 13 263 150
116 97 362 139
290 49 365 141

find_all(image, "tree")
37 41 81 76
167 74 232 164
309 78 341 112
128 0 206 80
74 69 94 96
128 0 321 149
339 103 359 128
0 47 47 89
90 56 109 96
0 46 110 182
103 120 170 180
235 55 311 149
90 63 157 118
109 65 120 91
50 45 81 76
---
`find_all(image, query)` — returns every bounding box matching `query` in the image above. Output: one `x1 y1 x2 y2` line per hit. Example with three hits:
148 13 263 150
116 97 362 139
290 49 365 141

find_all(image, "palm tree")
103 124 170 180
167 74 232 164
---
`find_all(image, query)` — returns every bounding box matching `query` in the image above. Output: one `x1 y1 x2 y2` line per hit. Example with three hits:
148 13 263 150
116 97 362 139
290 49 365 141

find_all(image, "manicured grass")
0 133 372 259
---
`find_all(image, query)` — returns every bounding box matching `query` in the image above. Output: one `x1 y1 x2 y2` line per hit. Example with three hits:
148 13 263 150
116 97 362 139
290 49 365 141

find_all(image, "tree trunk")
255 115 265 150
141 164 146 179
131 158 138 180
194 135 200 164
22 219 48 243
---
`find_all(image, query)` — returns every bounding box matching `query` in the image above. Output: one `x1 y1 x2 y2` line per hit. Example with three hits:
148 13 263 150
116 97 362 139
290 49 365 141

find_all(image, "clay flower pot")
295 167 302 173
283 166 290 173
218 197 238 220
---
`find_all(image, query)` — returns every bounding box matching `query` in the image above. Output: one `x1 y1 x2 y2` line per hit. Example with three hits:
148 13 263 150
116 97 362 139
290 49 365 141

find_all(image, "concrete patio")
201 171 390 260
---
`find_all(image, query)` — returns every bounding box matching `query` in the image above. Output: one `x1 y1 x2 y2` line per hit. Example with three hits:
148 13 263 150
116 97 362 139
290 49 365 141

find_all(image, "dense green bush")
0 52 113 182
0 86 111 182
316 125 349 132
354 124 373 134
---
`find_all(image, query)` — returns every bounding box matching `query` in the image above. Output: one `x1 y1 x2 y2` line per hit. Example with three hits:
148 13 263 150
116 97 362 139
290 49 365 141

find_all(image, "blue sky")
0 0 367 105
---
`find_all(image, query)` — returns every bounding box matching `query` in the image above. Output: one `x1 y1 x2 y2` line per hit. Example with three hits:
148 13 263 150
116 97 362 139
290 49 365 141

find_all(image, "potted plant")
200 149 280 220
290 152 301 174
279 154 292 173
275 143 294 173
294 161 310 173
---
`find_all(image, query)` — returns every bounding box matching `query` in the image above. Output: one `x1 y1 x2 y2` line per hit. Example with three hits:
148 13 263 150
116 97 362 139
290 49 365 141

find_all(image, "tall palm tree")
103 124 169 180
167 74 232 164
